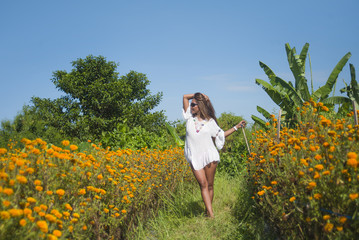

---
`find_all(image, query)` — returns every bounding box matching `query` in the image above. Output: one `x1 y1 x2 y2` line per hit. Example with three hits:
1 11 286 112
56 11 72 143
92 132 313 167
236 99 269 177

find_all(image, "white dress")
182 107 225 170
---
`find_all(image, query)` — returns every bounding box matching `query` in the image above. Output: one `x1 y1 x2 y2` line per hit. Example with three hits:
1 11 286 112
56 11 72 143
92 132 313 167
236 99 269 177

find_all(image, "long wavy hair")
193 92 217 123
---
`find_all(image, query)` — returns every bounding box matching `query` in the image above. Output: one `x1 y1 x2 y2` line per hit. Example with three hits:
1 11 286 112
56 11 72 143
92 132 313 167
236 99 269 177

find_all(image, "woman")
182 93 246 218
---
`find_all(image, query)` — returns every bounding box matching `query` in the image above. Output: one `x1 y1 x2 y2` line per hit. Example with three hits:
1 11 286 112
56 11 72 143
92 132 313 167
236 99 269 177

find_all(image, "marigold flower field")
247 101 359 239
0 140 192 239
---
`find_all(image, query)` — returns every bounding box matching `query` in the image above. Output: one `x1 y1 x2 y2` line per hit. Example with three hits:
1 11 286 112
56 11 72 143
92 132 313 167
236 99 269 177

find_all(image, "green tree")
29 55 166 141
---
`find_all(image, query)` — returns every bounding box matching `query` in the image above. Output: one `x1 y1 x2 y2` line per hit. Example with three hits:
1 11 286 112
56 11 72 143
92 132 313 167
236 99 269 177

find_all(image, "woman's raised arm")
183 94 194 111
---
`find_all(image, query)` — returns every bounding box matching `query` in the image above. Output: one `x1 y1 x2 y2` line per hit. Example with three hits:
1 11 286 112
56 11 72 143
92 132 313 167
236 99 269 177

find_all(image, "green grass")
129 169 278 240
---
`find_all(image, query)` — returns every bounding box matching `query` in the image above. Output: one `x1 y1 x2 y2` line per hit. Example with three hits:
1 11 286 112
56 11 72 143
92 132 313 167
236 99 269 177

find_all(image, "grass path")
130 173 254 240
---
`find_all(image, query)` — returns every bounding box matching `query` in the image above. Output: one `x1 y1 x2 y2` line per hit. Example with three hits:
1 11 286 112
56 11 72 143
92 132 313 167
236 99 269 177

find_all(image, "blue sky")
1 0 358 125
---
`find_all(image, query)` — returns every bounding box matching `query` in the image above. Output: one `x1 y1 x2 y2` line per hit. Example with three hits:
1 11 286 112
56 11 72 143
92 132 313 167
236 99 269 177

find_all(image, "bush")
0 138 192 239
246 101 359 239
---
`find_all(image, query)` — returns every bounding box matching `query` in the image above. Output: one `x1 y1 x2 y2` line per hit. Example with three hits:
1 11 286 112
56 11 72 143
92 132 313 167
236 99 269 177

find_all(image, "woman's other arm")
224 120 246 138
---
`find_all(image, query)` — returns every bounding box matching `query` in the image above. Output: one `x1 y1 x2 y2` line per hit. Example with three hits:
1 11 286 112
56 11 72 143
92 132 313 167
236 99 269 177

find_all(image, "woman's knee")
197 180 208 189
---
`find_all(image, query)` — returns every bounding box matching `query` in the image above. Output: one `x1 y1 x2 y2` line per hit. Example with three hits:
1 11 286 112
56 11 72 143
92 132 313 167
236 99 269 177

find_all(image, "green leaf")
256 106 272 121
251 115 268 129
312 52 351 101
165 123 184 147
322 96 351 105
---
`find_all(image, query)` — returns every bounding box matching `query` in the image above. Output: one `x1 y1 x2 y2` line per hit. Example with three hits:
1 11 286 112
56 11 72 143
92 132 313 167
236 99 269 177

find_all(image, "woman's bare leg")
191 162 218 218
204 162 218 205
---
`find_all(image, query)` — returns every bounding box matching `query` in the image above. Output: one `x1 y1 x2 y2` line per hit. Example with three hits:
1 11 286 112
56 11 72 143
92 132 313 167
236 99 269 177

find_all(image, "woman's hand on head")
201 93 209 101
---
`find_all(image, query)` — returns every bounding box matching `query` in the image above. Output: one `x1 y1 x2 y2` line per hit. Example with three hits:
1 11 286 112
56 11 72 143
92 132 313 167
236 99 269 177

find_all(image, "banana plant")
252 42 351 127
324 64 359 122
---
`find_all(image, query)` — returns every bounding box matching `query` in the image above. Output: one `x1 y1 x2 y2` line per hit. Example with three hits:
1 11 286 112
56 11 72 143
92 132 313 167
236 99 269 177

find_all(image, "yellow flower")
307 182 316 190
19 218 27 226
314 164 324 171
336 226 343 231
347 158 358 168
34 180 42 185
289 197 296 202
257 190 265 196
97 174 103 180
339 216 347 224
53 230 62 237
16 175 28 184
323 215 331 220
314 193 322 199
78 189 86 195
0 211 11 219
65 204 73 211
27 197 36 203
36 220 48 233
56 189 65 196
45 214 57 223
73 213 80 218
2 200 11 207
324 223 333 232
70 145 78 151
349 193 358 200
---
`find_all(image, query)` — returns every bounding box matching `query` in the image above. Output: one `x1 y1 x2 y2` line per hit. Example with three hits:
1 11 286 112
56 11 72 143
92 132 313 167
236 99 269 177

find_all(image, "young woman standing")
182 92 246 218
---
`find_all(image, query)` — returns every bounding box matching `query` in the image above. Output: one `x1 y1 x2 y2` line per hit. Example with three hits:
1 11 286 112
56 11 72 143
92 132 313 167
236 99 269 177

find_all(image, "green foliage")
217 112 249 176
29 55 166 141
100 121 174 150
253 42 351 128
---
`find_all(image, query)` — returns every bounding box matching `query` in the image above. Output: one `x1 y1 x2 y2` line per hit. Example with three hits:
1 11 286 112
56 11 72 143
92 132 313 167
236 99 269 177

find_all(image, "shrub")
0 138 192 239
246 101 359 239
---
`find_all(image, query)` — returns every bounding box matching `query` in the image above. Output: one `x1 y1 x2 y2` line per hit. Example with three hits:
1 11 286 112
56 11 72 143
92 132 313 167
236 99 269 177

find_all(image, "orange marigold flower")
16 175 28 184
323 215 331 220
271 181 278 185
56 189 65 196
27 197 36 203
121 209 127 214
347 152 357 159
36 220 48 233
70 145 78 151
257 190 265 196
307 181 316 190
315 164 324 171
53 230 62 237
323 171 330 175
1 211 11 219
34 180 42 186
19 218 27 226
347 158 358 168
61 140 70 146
339 216 347 224
289 197 296 202
324 223 333 232
314 154 322 160
349 193 358 200
97 174 103 180
314 193 322 199
336 226 343 231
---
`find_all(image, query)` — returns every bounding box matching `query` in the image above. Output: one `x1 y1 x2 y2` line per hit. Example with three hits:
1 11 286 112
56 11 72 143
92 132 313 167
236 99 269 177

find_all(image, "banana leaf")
312 52 351 101
165 122 184 147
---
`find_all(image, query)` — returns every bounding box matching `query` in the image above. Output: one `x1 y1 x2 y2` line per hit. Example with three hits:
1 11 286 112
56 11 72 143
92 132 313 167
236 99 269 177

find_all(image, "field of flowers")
247 101 359 239
0 139 192 239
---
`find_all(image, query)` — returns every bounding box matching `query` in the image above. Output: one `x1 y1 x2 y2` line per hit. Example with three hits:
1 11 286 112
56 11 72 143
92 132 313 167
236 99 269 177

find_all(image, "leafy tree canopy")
29 55 165 141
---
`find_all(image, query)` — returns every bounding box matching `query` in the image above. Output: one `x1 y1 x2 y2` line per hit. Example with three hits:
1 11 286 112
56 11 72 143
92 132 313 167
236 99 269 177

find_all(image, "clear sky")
1 0 358 125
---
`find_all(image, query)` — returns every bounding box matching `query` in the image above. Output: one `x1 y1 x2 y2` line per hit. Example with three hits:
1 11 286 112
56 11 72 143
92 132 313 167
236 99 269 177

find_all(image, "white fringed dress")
182 107 225 170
